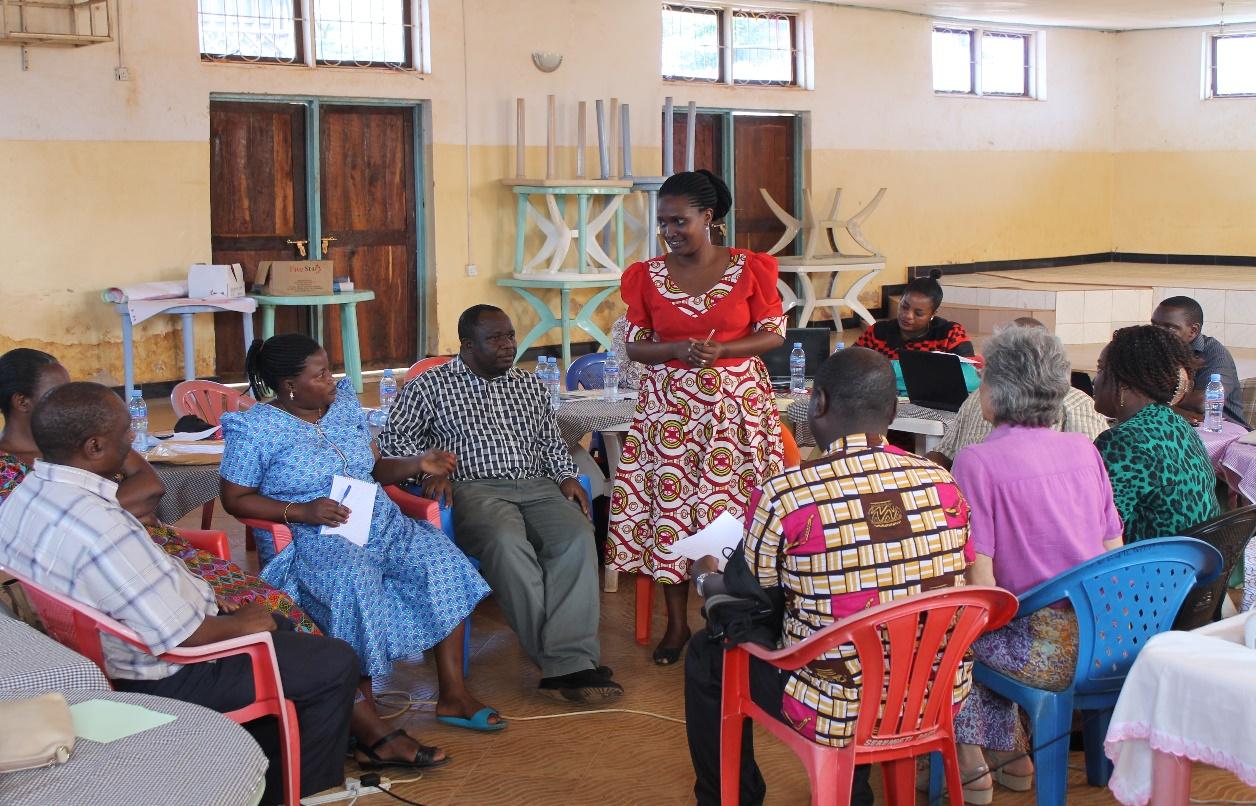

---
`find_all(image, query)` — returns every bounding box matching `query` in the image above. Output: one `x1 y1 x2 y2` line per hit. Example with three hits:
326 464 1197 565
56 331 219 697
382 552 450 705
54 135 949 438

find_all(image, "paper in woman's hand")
321 475 378 547
657 512 745 570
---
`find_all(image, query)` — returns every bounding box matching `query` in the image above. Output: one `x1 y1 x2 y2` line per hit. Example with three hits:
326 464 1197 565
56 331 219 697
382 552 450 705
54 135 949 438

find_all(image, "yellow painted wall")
0 140 212 384
7 0 1239 382
1112 27 1256 255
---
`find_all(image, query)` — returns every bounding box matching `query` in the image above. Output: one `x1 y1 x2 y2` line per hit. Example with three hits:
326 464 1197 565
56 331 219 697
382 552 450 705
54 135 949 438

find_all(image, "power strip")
300 776 396 805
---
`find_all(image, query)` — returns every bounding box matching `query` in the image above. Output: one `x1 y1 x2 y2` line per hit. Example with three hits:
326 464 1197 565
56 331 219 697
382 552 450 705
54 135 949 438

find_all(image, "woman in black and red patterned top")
853 269 974 359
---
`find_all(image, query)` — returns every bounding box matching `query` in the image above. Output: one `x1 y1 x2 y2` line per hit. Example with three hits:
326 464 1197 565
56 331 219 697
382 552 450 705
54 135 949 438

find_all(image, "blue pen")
338 486 351 505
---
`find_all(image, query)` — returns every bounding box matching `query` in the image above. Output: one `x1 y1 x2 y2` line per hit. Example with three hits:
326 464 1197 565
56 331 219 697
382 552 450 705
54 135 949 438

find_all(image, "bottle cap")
793 342 802 348
130 390 143 398
383 368 394 377
1211 373 1222 382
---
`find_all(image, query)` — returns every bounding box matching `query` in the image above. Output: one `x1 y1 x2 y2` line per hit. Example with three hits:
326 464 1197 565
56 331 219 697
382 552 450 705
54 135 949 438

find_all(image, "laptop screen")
762 328 831 380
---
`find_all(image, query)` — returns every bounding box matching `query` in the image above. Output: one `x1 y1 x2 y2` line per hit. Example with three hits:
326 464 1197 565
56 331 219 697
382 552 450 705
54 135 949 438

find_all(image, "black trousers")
115 616 358 804
684 631 873 806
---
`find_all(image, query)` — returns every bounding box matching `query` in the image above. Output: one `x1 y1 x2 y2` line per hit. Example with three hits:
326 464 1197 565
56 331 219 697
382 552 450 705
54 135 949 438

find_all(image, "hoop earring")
1119 387 1126 409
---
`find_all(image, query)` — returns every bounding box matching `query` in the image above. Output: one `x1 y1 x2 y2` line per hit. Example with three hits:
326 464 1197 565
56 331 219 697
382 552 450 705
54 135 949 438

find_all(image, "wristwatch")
694 571 713 597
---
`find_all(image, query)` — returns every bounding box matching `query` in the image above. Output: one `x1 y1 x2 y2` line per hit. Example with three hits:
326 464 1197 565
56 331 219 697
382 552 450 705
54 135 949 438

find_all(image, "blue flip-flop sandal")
436 707 507 732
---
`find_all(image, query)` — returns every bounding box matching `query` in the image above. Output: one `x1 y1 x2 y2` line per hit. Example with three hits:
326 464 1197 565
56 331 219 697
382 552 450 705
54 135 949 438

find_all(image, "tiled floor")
940 263 1256 348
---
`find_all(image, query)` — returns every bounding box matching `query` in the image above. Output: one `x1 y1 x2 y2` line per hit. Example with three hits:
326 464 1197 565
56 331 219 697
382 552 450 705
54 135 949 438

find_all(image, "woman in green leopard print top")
1092 325 1220 542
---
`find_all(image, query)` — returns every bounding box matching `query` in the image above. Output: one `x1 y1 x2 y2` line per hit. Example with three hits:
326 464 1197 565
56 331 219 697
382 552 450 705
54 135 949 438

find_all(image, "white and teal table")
498 276 621 369
503 178 633 275
250 289 376 392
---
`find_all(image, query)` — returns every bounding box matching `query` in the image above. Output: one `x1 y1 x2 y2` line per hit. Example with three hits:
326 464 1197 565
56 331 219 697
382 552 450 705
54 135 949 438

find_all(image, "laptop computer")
898 350 971 412
763 328 831 389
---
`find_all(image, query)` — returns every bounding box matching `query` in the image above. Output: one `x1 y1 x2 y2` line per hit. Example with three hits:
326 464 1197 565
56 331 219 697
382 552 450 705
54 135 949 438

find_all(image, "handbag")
0 693 75 773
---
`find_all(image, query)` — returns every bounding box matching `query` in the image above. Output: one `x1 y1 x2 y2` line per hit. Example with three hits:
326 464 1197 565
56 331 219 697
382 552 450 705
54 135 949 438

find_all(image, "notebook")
763 328 831 388
898 350 972 412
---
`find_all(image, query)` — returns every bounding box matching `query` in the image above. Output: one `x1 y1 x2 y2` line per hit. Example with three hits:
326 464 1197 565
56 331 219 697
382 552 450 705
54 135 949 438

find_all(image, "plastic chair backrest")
5 567 147 675
566 353 608 391
1176 505 1256 629
1015 536 1222 697
171 380 255 425
403 356 453 385
744 587 1017 749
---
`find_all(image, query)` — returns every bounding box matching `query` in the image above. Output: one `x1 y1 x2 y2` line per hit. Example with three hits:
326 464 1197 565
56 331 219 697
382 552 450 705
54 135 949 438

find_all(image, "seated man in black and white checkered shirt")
379 305 622 704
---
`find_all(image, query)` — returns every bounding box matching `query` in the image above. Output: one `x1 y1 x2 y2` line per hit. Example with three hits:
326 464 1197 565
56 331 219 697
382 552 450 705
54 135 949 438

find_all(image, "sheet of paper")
657 511 745 570
1238 430 1256 446
164 426 221 442
70 699 176 743
321 474 378 547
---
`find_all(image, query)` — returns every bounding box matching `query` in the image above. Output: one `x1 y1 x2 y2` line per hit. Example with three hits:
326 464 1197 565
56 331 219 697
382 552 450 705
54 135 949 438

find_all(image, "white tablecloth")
1105 620 1256 805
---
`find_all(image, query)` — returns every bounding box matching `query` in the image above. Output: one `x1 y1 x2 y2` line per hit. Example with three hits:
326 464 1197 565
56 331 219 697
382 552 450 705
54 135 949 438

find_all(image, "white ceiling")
822 1 1256 30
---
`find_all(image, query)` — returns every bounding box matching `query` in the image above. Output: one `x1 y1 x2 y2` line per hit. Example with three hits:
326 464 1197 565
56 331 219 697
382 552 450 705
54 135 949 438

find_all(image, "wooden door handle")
286 238 309 258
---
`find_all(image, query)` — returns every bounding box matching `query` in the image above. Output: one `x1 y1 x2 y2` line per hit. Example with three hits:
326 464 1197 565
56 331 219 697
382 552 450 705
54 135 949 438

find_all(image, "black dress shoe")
538 668 624 704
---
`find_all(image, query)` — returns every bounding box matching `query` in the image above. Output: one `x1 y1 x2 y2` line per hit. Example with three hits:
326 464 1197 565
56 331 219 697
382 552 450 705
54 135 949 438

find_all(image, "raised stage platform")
938 263 1256 349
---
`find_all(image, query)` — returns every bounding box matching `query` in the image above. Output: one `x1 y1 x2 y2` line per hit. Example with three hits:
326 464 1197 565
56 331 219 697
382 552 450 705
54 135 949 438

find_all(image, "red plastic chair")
6 567 301 806
637 432 802 646
720 586 1018 806
170 380 256 530
403 356 454 385
180 528 232 562
239 485 440 557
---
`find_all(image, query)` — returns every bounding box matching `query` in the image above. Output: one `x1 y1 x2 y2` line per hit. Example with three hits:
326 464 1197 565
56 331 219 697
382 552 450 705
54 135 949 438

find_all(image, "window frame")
661 2 812 89
199 0 429 73
1206 30 1256 99
931 22 1043 100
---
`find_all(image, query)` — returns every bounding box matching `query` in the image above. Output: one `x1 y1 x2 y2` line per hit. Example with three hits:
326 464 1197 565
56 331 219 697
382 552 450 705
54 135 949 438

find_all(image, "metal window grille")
932 24 1033 98
199 0 420 70
1211 32 1256 97
662 4 800 87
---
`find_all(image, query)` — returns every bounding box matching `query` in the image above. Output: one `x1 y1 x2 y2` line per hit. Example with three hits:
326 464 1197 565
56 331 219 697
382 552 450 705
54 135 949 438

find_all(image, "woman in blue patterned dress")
221 335 502 769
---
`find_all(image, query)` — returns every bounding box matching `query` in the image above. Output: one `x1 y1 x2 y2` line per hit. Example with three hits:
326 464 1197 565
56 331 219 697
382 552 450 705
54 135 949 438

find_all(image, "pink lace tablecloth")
1105 624 1256 805
1195 420 1251 470
1222 440 1256 506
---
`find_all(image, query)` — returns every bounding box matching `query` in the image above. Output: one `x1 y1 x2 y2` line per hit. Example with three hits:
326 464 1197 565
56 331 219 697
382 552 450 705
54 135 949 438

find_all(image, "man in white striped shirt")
0 382 358 803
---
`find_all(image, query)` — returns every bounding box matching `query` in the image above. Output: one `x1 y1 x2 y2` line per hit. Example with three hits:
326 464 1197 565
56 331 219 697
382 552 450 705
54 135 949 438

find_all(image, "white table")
112 300 255 400
776 255 884 332
1105 613 1256 805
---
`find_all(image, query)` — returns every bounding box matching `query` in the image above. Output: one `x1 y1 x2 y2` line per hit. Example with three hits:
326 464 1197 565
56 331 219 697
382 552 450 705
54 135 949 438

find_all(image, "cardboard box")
187 263 246 299
254 260 335 296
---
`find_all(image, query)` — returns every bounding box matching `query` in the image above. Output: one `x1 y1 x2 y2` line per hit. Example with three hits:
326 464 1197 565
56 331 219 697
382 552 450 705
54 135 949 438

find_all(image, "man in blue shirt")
1152 296 1249 428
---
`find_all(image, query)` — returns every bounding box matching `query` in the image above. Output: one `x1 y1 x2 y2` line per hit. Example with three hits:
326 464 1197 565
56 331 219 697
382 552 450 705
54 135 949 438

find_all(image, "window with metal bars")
1209 32 1256 97
662 3 802 86
198 0 422 70
932 24 1036 98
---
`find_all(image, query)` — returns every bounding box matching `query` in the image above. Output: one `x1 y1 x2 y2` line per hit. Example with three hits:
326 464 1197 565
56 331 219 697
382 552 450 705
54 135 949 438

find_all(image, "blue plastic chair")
928 536 1222 806
565 354 610 469
566 352 608 391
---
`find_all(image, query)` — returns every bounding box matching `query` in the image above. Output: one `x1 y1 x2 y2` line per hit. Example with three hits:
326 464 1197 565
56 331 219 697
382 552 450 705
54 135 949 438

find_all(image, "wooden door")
318 105 418 370
209 101 309 377
732 115 797 255
669 111 725 179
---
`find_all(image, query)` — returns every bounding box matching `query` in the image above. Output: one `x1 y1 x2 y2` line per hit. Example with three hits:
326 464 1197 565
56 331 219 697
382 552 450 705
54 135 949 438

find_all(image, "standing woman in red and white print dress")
606 170 786 665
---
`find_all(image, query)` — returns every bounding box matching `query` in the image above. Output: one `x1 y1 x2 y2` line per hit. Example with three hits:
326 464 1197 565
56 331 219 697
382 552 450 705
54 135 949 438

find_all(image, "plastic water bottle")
128 391 148 451
603 358 621 401
546 357 562 411
789 342 807 395
378 368 397 414
1203 373 1225 433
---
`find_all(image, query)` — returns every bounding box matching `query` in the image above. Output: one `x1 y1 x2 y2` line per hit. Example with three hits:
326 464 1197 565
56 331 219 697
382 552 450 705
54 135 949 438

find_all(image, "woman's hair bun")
929 269 943 280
